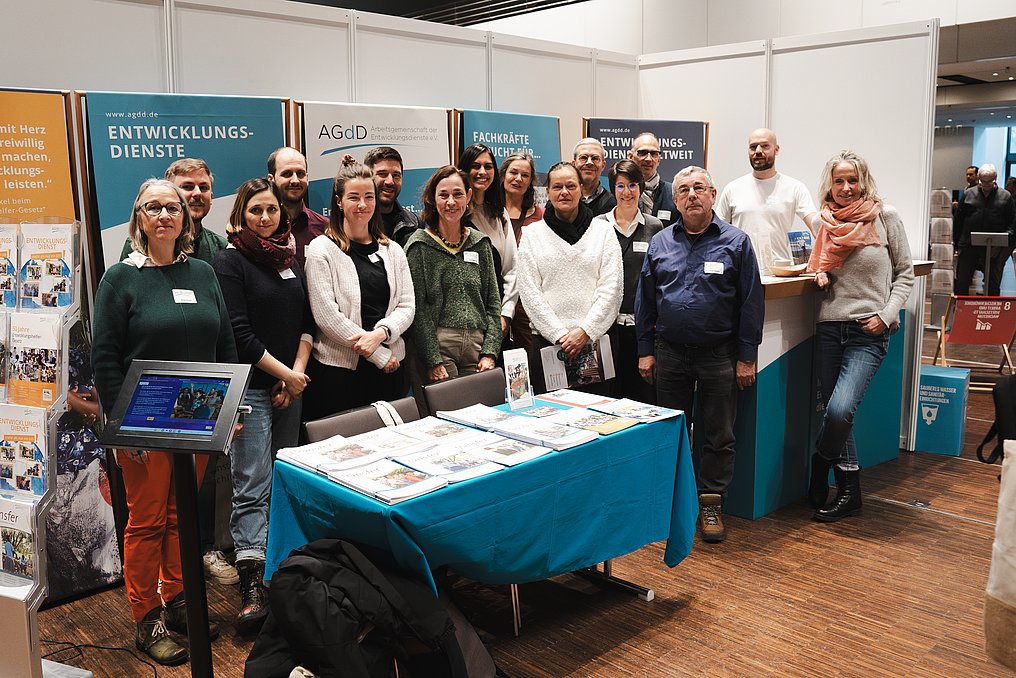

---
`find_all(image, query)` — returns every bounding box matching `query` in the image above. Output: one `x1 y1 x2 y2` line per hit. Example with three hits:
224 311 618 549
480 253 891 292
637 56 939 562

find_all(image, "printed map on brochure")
589 399 683 422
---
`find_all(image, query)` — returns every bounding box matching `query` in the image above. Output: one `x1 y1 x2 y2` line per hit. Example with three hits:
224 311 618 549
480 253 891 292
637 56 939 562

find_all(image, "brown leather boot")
136 606 188 666
164 593 220 640
699 493 726 543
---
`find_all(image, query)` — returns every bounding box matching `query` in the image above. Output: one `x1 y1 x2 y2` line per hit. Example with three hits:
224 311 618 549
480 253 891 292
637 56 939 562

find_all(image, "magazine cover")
787 230 813 266
395 447 502 482
504 347 532 410
0 224 17 309
391 416 476 443
0 404 47 500
442 430 553 467
277 435 388 474
0 495 37 587
8 312 61 408
590 398 683 423
19 223 74 310
329 459 447 504
540 335 616 391
436 403 517 430
538 389 616 409
544 407 639 435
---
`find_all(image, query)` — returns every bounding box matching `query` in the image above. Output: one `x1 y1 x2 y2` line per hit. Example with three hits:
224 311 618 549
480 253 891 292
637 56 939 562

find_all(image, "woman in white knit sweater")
302 155 415 421
517 162 623 394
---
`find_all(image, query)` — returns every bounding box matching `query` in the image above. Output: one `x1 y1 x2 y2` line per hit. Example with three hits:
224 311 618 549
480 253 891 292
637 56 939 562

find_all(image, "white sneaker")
203 550 239 585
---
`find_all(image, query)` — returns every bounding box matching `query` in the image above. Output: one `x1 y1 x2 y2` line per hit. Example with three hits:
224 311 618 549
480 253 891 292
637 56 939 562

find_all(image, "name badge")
704 261 724 275
463 251 479 264
633 241 649 253
172 288 197 304
657 209 671 221
279 268 297 280
368 253 380 264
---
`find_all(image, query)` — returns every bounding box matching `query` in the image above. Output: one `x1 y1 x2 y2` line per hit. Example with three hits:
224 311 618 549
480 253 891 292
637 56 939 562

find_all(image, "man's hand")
559 328 590 358
638 355 656 385
858 315 887 335
735 360 756 390
428 364 449 382
477 356 496 372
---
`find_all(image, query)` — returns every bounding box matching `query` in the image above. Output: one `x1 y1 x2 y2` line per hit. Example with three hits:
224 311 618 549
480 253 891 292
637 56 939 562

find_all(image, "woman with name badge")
212 177 313 633
405 165 502 382
517 161 623 395
302 155 415 420
593 159 663 402
806 150 913 523
499 151 543 354
92 178 237 667
458 143 519 345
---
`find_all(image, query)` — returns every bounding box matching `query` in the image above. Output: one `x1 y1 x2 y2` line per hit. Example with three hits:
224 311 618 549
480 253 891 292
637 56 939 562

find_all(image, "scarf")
641 173 660 213
228 221 297 270
543 202 594 246
806 199 882 273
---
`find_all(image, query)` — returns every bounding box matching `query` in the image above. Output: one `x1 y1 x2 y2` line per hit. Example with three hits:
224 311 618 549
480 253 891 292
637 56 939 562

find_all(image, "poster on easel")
299 101 453 217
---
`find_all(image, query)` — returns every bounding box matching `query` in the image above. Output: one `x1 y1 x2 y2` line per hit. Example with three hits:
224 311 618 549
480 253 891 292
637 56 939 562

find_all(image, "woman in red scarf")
213 177 314 632
806 151 914 522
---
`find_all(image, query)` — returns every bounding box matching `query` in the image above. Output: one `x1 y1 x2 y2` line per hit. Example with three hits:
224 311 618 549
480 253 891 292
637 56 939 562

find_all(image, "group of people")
91 128 914 666
952 162 1016 297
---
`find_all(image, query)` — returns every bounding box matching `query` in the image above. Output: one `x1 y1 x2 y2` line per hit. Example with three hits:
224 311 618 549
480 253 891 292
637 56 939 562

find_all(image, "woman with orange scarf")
806 151 913 522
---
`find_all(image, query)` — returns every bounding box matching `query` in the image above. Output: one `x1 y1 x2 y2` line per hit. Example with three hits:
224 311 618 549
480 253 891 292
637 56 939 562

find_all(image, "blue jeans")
815 321 889 469
229 388 302 562
654 338 737 495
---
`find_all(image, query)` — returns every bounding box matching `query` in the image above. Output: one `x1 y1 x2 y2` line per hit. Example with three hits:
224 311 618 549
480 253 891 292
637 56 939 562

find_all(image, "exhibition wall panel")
594 52 640 120
637 42 769 191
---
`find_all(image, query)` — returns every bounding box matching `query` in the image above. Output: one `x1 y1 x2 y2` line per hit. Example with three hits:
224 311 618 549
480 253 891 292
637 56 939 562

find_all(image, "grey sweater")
817 204 914 329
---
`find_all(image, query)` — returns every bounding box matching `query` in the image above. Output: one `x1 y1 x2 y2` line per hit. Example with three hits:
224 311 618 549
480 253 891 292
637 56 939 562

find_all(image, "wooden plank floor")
37 330 1012 677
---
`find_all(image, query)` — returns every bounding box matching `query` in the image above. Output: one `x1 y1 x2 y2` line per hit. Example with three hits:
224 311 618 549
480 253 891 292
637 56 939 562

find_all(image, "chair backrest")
303 397 422 443
422 368 506 415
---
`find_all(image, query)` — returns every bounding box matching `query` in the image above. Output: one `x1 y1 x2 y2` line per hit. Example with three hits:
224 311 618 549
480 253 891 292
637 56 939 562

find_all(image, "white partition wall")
594 50 640 119
638 42 769 189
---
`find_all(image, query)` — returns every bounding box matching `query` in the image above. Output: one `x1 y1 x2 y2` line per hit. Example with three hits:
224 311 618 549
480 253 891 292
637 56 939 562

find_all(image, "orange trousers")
117 450 208 622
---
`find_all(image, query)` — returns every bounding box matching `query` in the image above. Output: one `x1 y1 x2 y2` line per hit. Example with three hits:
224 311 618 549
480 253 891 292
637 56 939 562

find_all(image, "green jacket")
404 227 502 367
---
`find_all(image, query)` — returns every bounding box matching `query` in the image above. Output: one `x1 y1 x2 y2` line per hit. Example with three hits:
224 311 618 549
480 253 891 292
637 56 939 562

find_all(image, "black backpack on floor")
976 375 1016 466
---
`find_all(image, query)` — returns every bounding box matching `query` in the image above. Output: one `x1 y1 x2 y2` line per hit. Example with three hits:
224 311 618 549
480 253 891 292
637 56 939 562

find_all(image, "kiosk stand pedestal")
970 231 1011 295
99 361 252 678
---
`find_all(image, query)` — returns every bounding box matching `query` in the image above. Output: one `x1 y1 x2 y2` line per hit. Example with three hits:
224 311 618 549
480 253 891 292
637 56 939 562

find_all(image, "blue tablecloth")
266 413 697 591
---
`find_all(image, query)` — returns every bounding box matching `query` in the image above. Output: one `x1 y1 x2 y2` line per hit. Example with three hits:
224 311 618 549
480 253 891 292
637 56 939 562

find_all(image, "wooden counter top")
762 259 933 300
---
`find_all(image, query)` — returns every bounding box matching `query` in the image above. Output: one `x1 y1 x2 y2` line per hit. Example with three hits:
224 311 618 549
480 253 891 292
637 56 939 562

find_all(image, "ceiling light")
947 118 952 122
993 72 999 76
1010 76 1014 81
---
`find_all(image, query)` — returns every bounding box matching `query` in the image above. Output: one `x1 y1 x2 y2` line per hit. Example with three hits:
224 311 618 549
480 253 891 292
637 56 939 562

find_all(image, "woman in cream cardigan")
302 155 415 421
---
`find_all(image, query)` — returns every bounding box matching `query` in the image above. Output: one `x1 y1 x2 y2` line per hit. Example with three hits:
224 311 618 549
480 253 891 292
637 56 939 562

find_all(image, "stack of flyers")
538 389 616 409
436 403 518 430
391 416 478 443
517 404 567 418
277 434 389 474
489 416 597 450
442 431 553 466
345 427 436 457
20 223 74 311
543 407 639 435
0 404 48 499
395 447 502 483
589 399 683 423
329 459 447 504
0 495 36 588
0 224 17 309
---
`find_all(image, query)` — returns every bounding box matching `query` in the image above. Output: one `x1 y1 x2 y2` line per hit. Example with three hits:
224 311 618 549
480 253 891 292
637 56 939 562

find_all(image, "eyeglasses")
634 149 661 158
576 154 604 163
615 182 639 193
140 202 184 217
675 184 712 197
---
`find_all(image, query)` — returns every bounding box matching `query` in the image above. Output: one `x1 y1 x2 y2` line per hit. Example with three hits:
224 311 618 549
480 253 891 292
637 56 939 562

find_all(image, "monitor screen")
119 375 231 436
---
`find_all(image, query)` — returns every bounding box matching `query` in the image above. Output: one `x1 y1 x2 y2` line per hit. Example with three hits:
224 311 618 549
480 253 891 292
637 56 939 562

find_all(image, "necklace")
432 225 466 249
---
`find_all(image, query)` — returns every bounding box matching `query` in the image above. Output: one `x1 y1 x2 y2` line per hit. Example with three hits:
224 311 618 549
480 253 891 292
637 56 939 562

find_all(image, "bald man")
715 128 817 274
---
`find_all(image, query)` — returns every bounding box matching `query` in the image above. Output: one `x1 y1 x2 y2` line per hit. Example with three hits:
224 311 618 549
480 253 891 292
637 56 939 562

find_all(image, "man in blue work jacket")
635 165 764 544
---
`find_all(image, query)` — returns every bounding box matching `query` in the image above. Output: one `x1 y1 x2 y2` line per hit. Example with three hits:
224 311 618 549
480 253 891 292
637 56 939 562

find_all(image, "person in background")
499 152 543 354
93 178 236 666
954 163 1016 296
806 150 913 523
573 137 615 217
458 143 518 340
406 166 501 382
518 162 622 395
365 146 422 248
593 160 662 403
302 155 416 420
628 132 677 227
267 147 327 267
212 177 313 633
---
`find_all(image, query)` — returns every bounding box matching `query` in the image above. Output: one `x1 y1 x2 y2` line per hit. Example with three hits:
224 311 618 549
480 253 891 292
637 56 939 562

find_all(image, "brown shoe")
699 493 726 543
164 593 220 641
136 607 188 666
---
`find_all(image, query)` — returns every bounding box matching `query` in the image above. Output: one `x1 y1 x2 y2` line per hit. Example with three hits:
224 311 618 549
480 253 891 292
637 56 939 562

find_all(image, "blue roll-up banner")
300 102 452 217
459 109 561 180
84 92 285 269
586 117 708 187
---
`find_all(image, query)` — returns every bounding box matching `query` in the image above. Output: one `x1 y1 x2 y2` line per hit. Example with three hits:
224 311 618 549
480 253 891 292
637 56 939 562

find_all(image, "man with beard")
573 137 615 217
628 132 677 226
364 146 421 247
715 128 817 274
268 146 327 267
119 158 227 264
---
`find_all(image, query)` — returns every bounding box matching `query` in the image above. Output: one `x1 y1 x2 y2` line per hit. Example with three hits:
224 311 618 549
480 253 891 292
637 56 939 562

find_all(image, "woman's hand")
559 328 590 358
815 271 831 289
68 387 100 427
383 356 400 374
477 356 496 372
500 316 509 334
284 369 310 399
858 315 888 335
351 328 386 358
428 364 449 382
272 381 293 410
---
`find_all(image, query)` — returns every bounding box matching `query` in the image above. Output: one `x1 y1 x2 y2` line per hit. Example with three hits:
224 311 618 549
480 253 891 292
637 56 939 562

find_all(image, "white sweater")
517 218 623 343
304 234 416 369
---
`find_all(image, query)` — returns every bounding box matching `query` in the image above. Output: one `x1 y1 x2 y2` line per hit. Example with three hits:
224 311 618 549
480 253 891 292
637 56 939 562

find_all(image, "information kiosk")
99 360 252 678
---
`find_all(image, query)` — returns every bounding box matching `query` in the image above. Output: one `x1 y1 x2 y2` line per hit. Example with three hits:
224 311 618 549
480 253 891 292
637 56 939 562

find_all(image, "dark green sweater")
92 257 238 411
404 227 502 367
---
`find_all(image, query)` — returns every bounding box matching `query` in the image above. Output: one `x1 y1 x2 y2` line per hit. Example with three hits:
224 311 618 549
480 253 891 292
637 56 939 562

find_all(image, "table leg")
509 584 521 637
173 453 214 678
575 560 655 602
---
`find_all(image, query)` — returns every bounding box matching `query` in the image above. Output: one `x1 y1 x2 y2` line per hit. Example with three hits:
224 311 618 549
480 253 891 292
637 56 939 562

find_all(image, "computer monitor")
99 360 252 455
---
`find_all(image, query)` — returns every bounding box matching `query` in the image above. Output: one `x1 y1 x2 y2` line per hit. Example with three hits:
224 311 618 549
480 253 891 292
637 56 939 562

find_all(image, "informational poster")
459 109 561 180
301 102 451 217
0 90 76 221
84 92 285 269
586 117 708 187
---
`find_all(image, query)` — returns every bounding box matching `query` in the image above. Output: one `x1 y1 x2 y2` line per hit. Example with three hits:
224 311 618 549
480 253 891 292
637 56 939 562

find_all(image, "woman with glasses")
518 162 622 394
92 179 236 666
592 160 663 402
458 143 518 342
212 177 313 633
807 151 913 522
498 152 543 353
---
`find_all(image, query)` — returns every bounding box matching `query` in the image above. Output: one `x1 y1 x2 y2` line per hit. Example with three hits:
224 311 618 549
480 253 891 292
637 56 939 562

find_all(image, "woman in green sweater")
405 166 502 382
92 178 237 666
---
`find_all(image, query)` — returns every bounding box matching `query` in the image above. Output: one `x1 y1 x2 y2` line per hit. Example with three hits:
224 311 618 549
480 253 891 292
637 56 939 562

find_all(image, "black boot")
236 559 268 635
808 453 834 509
164 592 220 640
136 606 188 666
814 466 862 522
